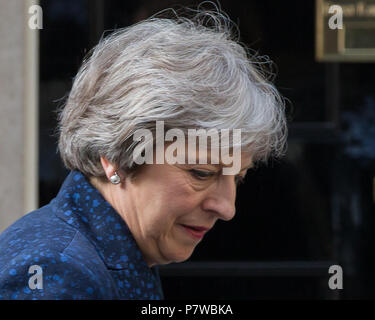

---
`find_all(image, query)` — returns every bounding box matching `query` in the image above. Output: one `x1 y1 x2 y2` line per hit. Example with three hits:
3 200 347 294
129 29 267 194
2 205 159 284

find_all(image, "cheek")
134 171 204 233
142 188 201 236
164 183 203 221
147 195 197 233
156 175 200 208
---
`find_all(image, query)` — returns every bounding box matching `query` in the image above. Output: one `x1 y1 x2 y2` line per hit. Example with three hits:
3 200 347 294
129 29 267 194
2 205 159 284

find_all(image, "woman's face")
114 154 252 267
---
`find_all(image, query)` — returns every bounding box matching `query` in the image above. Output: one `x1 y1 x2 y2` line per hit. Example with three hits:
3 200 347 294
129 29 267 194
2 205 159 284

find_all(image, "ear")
100 156 121 182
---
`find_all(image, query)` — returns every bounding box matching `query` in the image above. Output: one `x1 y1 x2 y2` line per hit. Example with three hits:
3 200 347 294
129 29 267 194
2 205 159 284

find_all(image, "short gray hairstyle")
57 6 287 179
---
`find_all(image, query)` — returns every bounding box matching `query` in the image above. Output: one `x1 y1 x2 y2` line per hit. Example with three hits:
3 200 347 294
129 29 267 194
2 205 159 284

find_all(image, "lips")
180 224 211 239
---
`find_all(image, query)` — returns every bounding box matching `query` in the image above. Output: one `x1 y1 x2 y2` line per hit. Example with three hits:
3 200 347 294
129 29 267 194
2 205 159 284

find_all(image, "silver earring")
109 171 121 185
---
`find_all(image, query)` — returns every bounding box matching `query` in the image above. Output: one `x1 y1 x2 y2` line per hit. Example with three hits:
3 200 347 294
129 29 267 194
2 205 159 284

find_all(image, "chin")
161 246 195 265
172 254 191 264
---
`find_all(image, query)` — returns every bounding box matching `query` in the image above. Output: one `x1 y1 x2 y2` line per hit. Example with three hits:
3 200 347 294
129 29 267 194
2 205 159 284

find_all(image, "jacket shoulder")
0 204 77 260
0 245 117 299
0 205 118 299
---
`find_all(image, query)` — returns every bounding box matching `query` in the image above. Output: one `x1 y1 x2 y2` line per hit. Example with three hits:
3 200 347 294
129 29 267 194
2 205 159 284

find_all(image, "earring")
109 171 121 185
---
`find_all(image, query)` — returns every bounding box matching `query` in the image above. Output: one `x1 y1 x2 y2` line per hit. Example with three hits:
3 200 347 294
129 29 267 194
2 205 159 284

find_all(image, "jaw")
152 228 197 265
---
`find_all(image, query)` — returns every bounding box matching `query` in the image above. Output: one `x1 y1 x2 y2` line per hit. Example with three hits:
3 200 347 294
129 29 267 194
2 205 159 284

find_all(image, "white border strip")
23 0 39 214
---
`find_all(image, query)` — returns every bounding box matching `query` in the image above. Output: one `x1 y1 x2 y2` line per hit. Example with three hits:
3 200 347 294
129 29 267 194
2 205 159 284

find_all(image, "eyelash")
189 169 245 185
189 169 215 180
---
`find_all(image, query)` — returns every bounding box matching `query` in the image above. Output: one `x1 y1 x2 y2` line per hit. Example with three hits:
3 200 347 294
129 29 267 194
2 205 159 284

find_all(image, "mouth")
180 224 211 240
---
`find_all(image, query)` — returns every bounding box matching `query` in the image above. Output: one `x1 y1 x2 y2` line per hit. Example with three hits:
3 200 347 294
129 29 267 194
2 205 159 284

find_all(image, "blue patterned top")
0 170 164 300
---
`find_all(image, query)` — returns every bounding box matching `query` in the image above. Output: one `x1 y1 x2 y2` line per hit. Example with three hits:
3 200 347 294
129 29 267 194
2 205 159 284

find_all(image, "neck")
89 176 157 268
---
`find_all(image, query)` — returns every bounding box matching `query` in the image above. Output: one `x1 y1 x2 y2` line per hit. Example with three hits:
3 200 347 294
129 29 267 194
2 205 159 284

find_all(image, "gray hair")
57 6 287 179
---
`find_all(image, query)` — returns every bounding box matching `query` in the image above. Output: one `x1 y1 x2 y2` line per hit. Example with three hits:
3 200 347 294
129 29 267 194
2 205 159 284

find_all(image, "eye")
189 169 216 180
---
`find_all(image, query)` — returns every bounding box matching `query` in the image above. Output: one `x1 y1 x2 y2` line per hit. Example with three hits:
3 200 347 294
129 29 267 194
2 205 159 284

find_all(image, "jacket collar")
51 170 151 272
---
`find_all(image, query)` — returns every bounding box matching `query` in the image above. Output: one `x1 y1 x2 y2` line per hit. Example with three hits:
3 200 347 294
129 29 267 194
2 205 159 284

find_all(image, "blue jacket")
0 170 164 300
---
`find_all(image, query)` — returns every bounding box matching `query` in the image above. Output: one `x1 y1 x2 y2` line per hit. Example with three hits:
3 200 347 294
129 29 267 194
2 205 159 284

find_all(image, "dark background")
38 0 375 299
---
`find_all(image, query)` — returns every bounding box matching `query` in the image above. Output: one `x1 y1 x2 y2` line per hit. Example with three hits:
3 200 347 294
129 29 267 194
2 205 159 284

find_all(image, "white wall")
0 0 39 232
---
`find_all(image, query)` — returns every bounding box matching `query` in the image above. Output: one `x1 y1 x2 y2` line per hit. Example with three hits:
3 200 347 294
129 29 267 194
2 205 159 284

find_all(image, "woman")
0 8 287 299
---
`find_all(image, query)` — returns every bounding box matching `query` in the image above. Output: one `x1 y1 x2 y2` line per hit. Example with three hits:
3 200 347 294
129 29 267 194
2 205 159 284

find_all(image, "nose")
201 175 236 221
